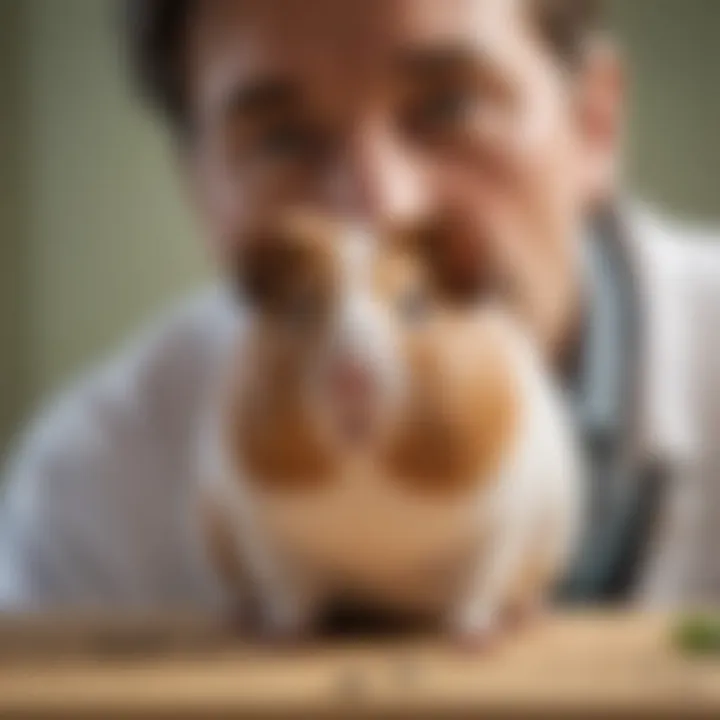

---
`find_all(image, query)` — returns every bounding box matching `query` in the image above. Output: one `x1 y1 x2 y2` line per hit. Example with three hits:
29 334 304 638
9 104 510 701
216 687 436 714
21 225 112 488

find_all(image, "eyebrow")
396 44 491 78
396 43 517 105
223 77 300 121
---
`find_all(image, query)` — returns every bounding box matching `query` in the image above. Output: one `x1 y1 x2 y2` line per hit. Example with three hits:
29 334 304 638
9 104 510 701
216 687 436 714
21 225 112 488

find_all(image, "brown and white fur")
198 212 584 642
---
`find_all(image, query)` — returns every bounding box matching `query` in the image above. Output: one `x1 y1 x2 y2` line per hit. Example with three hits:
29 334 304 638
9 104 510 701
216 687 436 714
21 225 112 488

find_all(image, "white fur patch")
313 226 405 444
340 225 376 289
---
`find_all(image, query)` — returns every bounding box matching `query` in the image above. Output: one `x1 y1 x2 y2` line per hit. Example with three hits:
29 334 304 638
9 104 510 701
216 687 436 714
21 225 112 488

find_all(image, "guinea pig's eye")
397 287 430 324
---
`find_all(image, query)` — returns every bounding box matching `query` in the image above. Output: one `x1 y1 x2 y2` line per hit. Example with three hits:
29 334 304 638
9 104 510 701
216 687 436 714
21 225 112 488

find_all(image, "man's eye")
397 288 430 324
256 123 320 162
404 89 476 138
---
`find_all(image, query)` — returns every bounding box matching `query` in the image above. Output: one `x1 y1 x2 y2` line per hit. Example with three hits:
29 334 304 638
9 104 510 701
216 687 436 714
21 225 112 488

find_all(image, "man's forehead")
190 0 531 102
194 0 528 52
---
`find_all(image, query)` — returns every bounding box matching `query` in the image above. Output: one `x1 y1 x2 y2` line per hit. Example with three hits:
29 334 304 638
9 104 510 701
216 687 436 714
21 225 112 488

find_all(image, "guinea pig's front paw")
257 592 317 644
448 604 503 652
503 594 549 633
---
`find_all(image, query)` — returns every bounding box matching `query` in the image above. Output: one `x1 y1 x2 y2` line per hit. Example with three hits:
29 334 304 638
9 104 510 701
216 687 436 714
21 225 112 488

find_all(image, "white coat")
0 205 718 611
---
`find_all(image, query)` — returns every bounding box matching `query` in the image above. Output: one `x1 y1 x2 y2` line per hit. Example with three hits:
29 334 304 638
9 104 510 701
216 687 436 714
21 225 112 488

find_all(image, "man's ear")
574 37 625 210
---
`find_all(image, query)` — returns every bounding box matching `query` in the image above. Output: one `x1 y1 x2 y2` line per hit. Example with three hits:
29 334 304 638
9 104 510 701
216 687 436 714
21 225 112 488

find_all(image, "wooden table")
0 612 717 718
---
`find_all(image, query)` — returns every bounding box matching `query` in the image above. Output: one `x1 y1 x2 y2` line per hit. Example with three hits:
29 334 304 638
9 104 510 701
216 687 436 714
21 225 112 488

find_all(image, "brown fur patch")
236 211 341 320
381 310 521 497
226 212 349 492
224 326 341 493
388 214 499 303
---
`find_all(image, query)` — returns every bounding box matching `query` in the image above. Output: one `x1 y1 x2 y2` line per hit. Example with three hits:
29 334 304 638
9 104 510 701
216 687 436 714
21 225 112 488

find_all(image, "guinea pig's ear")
233 210 338 312
391 214 489 303
233 228 298 311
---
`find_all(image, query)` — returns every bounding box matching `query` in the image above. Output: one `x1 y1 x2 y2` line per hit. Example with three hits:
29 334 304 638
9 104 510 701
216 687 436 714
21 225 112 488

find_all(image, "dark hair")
123 0 604 133
122 0 192 131
532 0 605 68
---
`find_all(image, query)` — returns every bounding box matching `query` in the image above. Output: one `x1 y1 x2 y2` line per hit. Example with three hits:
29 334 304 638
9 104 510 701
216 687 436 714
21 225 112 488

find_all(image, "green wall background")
1 0 719 452
0 0 14 443
0 0 27 451
610 0 720 220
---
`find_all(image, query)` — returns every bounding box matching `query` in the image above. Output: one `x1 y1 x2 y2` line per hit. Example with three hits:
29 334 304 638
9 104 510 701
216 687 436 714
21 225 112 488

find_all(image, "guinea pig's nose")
327 357 376 401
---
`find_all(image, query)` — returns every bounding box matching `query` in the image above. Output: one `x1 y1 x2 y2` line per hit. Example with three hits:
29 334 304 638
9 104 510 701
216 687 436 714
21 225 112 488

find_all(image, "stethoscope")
559 206 661 602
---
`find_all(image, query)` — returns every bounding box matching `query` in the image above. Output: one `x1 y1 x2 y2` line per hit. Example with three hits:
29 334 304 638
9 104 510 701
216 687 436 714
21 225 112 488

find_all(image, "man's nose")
323 121 430 226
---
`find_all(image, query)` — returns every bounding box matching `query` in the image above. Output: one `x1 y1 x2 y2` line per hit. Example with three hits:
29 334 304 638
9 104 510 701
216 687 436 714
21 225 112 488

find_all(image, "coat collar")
615 203 698 470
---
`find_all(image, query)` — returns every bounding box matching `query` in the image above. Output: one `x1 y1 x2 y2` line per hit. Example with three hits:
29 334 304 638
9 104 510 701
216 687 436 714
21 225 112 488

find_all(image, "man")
1 0 718 613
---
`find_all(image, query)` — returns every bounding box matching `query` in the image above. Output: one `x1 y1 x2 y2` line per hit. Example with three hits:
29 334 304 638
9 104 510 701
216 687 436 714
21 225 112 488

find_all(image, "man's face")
187 0 619 358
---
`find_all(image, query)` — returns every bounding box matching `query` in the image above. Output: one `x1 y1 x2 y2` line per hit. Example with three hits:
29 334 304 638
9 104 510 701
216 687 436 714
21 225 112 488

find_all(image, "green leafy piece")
673 614 720 656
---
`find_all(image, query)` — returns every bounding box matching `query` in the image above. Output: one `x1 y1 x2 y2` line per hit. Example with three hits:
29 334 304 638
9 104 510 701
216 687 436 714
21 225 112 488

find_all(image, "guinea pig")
198 211 584 643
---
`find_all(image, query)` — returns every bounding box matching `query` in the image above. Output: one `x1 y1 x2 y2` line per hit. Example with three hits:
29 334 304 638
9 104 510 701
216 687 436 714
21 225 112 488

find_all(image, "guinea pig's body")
199 217 583 639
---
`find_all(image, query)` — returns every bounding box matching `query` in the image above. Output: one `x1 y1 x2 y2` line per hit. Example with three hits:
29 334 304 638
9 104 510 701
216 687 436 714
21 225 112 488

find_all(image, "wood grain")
0 612 717 718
